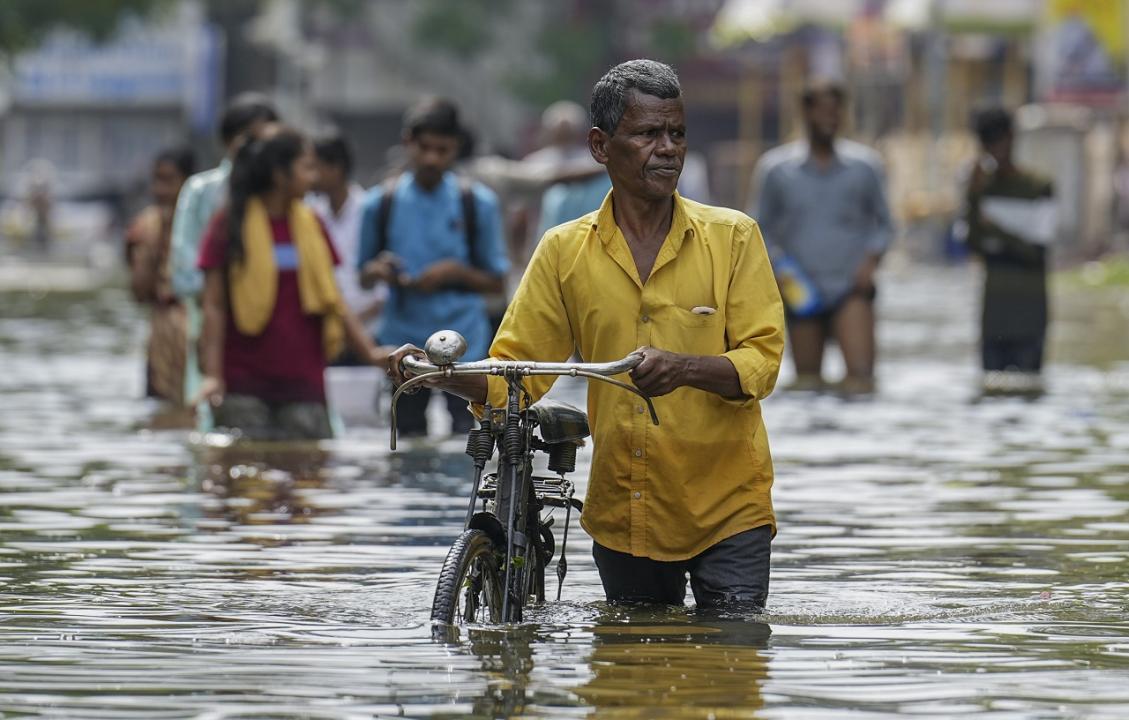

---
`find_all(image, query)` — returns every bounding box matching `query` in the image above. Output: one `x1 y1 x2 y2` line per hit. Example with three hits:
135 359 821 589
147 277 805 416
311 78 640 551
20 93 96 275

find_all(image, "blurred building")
1 0 1126 258
0 2 221 204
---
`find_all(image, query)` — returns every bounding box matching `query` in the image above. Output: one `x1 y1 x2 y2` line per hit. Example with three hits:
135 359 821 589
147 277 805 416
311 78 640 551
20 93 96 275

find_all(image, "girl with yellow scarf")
195 125 389 440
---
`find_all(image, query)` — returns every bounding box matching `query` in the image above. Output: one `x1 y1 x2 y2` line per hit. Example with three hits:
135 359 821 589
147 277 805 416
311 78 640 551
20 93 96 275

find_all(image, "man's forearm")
684 354 744 399
423 374 489 405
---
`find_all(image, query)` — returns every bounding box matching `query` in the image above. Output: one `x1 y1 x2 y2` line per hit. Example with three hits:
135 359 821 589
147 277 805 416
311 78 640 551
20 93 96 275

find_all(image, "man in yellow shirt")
389 59 784 609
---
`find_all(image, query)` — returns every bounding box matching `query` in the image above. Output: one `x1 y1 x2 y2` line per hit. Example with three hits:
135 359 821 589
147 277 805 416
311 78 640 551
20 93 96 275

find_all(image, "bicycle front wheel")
431 529 505 625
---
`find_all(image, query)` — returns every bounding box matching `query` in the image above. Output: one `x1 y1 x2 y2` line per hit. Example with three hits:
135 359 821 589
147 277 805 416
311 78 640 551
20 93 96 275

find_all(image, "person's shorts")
785 285 877 328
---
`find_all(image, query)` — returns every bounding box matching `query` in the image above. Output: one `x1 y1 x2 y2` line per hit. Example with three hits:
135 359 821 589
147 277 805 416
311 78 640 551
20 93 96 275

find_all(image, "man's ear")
588 127 610 165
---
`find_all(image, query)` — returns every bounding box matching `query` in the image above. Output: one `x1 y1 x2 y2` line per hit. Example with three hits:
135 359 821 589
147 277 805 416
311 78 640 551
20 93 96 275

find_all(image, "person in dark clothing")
962 108 1056 385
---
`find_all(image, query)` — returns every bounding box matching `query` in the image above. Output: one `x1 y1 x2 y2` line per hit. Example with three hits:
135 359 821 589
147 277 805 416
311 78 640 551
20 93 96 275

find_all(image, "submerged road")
0 263 1127 717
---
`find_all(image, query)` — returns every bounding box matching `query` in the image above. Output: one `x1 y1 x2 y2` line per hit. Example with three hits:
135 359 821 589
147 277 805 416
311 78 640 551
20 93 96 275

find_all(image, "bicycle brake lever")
572 371 659 426
389 371 444 450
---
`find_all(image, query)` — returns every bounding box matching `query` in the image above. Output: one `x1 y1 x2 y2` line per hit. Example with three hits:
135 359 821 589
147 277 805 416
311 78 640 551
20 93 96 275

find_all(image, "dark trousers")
395 386 475 437
982 335 1045 373
592 525 772 610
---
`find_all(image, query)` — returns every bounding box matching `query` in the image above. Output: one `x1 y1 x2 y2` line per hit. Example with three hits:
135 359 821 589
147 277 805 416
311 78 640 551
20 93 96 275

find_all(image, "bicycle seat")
528 399 589 444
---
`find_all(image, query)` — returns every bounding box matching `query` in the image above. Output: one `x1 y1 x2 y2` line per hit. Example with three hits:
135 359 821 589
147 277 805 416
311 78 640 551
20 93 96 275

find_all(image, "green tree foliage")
412 0 514 59
0 0 173 57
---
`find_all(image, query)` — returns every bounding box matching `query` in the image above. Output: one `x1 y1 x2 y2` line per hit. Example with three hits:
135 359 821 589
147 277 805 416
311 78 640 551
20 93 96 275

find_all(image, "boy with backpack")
358 97 508 436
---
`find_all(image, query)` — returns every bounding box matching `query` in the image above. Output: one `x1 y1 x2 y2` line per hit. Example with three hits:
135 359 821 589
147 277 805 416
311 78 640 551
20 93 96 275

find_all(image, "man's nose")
655 131 678 155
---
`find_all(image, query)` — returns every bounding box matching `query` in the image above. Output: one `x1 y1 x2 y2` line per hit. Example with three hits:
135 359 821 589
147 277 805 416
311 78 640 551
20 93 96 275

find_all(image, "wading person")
125 146 196 406
170 93 279 412
196 125 387 441
390 60 784 609
752 81 893 394
309 132 385 359
358 98 508 437
962 107 1055 389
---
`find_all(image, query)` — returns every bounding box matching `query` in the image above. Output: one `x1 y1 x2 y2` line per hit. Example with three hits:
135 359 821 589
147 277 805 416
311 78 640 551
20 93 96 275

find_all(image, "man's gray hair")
590 59 681 134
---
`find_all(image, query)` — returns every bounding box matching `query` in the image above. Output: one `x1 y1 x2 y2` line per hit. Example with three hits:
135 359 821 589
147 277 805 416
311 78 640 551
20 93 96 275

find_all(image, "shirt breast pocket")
660 306 725 355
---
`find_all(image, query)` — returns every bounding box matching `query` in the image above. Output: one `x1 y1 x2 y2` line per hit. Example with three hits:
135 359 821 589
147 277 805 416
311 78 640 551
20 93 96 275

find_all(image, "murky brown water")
1 265 1128 718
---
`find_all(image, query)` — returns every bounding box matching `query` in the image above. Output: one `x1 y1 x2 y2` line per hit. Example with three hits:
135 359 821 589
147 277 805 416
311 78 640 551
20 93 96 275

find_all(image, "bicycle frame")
389 332 660 623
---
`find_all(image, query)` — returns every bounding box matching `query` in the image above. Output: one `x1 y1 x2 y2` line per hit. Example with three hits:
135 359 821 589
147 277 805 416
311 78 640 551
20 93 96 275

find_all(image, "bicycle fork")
500 389 527 622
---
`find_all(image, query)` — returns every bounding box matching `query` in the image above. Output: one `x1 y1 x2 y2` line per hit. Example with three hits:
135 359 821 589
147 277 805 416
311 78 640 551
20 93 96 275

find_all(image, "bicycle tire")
431 529 505 625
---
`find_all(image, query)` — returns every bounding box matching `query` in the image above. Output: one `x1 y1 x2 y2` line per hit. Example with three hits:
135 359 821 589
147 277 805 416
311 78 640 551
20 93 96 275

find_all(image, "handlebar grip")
401 355 437 375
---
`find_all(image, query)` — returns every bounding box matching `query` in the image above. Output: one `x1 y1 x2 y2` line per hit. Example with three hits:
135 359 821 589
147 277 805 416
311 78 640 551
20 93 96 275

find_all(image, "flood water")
1 265 1128 718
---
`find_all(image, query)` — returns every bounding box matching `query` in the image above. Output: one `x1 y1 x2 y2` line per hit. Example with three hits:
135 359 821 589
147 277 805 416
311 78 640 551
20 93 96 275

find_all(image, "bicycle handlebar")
400 353 643 378
390 349 659 450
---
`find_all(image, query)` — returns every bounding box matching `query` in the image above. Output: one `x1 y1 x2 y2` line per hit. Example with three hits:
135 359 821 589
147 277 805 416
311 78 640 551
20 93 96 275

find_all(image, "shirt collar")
405 170 455 195
593 190 694 250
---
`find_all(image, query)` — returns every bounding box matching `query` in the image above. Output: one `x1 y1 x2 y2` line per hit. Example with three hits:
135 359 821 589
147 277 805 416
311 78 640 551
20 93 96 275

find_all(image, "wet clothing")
963 168 1053 370
213 393 333 441
481 192 785 562
593 525 772 608
752 139 893 306
125 205 186 405
198 210 340 405
357 171 508 363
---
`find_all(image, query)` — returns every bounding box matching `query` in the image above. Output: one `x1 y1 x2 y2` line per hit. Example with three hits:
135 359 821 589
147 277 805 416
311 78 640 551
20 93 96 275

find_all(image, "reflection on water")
1 268 1128 717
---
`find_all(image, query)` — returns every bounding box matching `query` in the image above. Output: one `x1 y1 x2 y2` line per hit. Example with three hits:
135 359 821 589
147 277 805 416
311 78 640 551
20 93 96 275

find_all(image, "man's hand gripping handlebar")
388 330 660 449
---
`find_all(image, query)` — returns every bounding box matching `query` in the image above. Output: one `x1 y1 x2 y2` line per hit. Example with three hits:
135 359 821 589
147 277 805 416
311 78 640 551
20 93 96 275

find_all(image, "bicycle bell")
424 330 468 366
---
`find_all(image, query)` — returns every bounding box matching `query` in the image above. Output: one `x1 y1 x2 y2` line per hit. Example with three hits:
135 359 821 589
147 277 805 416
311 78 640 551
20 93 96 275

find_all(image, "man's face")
591 91 686 202
803 93 843 145
407 131 460 189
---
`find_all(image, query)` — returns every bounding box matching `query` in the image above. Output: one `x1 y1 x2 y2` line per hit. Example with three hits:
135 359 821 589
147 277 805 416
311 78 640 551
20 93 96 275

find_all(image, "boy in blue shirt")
358 98 508 436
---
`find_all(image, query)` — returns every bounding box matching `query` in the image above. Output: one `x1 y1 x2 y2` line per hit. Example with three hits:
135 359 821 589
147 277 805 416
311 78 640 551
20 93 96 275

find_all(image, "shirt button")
636 405 645 414
641 314 650 323
633 448 643 457
633 491 642 499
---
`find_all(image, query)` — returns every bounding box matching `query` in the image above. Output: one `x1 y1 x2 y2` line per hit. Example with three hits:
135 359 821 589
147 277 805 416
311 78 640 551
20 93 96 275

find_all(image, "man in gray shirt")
751 81 893 394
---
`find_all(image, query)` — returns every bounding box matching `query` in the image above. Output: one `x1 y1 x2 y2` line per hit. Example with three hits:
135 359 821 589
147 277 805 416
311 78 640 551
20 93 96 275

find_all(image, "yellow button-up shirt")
484 192 784 561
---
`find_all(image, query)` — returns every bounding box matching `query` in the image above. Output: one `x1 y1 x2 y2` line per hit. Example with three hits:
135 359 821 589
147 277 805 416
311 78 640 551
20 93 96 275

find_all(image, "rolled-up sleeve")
721 220 785 403
477 231 574 411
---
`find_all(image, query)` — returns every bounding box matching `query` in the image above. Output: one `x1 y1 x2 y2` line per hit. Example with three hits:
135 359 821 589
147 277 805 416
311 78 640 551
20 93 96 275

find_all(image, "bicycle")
389 330 659 626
